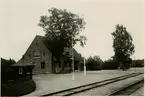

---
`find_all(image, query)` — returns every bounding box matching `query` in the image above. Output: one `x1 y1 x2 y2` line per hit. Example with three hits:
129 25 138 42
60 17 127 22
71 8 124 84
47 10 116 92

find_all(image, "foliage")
38 7 86 61
111 24 135 69
1 58 36 96
1 78 36 96
1 58 16 81
1 57 16 69
86 56 103 70
130 59 144 67
102 58 118 69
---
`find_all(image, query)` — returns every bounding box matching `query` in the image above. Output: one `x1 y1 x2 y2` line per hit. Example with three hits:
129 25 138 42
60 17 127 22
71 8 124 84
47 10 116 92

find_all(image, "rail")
108 78 144 96
42 73 143 96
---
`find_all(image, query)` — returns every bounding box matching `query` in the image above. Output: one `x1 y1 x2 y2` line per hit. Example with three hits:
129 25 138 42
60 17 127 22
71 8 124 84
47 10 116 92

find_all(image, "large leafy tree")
38 8 86 72
111 24 135 70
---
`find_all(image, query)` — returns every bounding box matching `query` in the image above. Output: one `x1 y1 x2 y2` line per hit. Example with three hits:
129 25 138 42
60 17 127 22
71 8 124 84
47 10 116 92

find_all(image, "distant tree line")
130 59 144 67
79 57 144 71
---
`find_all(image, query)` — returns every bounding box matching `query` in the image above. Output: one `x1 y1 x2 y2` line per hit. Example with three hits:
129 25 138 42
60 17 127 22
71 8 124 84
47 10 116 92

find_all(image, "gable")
18 35 82 62
22 35 52 60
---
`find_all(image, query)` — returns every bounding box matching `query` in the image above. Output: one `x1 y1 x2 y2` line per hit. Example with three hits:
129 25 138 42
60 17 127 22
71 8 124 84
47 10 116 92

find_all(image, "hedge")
1 78 36 96
102 59 118 69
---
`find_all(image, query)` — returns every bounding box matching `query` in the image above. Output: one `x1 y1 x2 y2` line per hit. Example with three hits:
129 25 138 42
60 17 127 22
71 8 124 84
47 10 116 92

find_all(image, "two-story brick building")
12 35 82 74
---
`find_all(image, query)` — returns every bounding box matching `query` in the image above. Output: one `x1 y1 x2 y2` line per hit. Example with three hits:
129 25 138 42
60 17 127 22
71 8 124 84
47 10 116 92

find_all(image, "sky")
0 0 145 61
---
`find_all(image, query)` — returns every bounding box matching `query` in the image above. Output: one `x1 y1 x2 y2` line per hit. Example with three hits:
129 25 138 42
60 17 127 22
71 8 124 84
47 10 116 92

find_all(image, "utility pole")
84 56 86 75
83 37 86 75
134 56 136 72
72 38 75 80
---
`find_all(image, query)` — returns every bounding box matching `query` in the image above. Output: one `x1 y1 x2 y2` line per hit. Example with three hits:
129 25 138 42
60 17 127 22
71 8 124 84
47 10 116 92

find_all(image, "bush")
86 56 103 70
102 59 118 69
1 78 36 96
2 67 17 82
130 59 144 67
1 58 36 96
1 58 16 82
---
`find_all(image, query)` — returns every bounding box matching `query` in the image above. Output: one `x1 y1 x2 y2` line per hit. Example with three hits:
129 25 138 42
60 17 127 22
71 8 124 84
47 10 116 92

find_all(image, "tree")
1 58 16 72
130 59 144 67
38 8 86 72
1 58 16 81
111 24 135 70
86 56 103 70
103 58 118 69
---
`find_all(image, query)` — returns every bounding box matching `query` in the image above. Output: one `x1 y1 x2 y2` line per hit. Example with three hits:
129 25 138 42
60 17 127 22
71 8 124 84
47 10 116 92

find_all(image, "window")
43 52 45 56
33 50 40 58
19 67 23 74
41 61 45 69
36 42 38 46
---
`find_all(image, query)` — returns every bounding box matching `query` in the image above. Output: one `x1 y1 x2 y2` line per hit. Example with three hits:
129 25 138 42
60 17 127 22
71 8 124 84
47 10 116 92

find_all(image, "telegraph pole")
134 56 136 72
72 38 75 80
83 34 86 75
84 57 86 75
83 37 86 75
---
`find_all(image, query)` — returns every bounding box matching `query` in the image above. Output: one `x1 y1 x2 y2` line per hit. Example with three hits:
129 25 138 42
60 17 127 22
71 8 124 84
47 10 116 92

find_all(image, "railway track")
108 78 144 96
42 73 143 96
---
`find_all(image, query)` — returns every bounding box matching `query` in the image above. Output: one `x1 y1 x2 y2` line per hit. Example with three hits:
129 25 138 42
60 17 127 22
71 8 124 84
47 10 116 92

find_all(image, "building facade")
13 35 82 74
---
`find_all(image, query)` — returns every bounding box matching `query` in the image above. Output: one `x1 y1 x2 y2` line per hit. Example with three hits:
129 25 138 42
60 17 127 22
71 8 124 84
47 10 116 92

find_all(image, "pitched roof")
13 35 82 67
35 35 56 54
36 35 82 61
12 59 35 66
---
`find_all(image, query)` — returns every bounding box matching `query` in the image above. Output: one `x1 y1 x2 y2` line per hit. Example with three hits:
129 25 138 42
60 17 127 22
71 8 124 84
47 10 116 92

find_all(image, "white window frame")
33 50 40 58
19 67 23 74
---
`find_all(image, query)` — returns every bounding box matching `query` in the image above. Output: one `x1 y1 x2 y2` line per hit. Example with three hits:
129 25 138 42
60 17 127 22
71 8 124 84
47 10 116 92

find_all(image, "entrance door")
41 61 45 69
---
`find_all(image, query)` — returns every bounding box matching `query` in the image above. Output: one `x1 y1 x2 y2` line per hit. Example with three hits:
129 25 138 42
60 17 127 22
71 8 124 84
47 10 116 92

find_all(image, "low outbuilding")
12 59 35 79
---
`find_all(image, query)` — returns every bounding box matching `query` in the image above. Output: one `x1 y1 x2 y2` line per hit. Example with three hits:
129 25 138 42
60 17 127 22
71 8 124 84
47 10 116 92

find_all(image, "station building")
12 35 82 74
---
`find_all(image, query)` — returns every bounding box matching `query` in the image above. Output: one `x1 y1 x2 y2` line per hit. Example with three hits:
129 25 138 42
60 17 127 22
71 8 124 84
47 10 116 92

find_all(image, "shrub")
1 58 36 96
1 78 36 96
1 58 16 82
130 59 144 67
102 59 118 69
86 56 103 70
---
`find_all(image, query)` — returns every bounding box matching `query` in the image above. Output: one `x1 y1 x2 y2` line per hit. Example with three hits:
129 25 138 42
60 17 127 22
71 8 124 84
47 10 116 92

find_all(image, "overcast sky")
0 0 145 61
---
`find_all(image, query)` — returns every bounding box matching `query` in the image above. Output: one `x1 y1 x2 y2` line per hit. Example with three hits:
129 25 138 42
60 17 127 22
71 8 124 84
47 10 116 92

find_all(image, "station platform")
23 68 144 96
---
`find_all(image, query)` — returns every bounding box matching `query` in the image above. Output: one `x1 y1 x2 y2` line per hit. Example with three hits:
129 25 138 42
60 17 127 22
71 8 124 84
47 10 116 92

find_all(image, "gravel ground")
22 68 144 96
